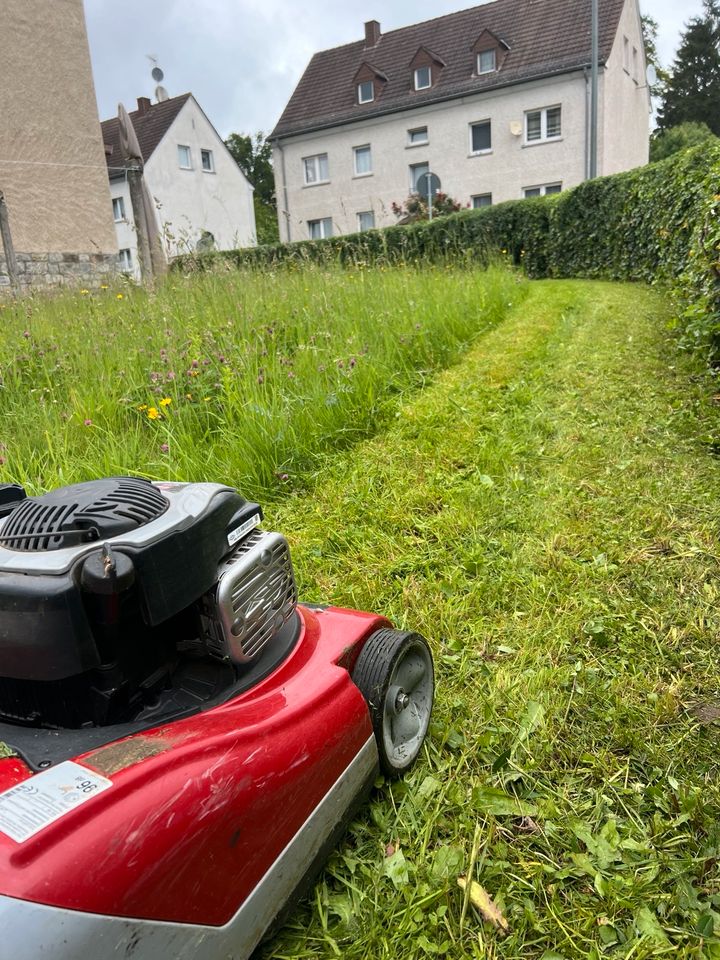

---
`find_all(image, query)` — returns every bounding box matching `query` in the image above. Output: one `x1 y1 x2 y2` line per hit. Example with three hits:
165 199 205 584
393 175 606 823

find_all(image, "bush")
175 143 720 360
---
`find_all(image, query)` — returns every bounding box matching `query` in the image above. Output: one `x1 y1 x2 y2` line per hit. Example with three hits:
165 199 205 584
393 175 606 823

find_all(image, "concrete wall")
0 0 118 287
601 0 650 176
273 0 649 241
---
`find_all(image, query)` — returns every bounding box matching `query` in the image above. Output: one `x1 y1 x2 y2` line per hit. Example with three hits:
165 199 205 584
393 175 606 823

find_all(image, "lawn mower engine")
0 476 295 730
0 476 434 960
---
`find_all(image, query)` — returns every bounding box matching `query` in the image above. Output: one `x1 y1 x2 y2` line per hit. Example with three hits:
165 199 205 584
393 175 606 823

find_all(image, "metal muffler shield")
214 530 297 663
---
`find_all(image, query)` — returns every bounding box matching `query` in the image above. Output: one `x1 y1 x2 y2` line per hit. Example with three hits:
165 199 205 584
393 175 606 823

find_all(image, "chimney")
136 96 151 115
364 20 381 47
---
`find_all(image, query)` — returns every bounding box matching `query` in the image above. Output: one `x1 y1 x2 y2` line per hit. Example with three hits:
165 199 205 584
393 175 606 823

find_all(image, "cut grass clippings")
261 280 720 959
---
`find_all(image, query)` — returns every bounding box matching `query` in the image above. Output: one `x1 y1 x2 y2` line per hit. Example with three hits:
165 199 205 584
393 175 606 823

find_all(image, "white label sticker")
0 761 112 843
228 513 260 547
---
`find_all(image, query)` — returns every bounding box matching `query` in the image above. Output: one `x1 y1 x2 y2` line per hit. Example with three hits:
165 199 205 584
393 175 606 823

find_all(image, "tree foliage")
391 192 463 223
657 1 720 135
640 14 669 100
224 131 279 244
650 121 717 162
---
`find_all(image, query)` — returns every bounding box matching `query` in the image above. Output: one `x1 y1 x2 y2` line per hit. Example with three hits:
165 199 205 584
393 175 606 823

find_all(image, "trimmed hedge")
175 143 720 358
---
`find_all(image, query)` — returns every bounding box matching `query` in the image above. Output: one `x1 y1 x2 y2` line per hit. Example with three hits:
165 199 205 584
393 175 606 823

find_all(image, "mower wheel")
352 628 434 777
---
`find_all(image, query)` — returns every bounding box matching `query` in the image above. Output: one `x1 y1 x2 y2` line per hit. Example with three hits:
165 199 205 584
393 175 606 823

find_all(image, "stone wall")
0 252 118 291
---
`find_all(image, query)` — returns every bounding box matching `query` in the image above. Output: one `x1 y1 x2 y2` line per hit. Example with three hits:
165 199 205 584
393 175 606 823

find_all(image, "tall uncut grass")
0 265 521 499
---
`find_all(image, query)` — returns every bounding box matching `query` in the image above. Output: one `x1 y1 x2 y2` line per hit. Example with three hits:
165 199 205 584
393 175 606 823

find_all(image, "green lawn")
3 268 720 957
261 279 720 959
0 265 517 497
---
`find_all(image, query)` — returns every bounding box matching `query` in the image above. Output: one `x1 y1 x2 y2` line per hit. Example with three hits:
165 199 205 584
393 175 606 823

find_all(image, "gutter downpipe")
275 139 291 243
584 67 591 180
590 0 599 179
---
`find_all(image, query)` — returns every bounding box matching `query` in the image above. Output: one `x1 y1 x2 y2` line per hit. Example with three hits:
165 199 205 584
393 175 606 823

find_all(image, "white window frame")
201 149 215 173
469 119 492 155
118 248 133 272
357 80 374 104
524 106 562 144
353 144 373 177
477 49 496 74
523 183 562 198
177 144 192 169
472 193 492 208
407 126 428 146
414 66 431 90
303 153 329 185
357 211 375 231
308 217 333 240
112 196 126 222
409 161 430 193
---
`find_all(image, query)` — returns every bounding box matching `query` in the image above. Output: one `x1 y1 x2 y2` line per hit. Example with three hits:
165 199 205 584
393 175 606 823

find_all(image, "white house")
270 0 650 241
101 94 255 275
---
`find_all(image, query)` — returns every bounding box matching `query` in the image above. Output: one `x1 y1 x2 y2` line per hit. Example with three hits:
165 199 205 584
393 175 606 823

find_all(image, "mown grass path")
265 280 720 959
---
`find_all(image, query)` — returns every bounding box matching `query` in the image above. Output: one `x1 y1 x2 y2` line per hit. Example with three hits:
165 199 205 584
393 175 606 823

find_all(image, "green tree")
650 121 717 162
657 1 720 135
641 14 669 100
391 192 463 223
225 132 279 245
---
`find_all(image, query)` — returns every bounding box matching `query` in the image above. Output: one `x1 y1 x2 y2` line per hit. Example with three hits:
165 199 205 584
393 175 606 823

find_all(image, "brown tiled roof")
101 93 192 175
271 0 625 139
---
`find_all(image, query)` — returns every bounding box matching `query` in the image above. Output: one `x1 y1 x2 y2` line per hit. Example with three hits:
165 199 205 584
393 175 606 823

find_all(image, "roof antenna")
147 54 169 102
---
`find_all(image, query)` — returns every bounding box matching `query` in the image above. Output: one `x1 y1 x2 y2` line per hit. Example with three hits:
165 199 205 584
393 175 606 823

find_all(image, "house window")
410 161 430 192
472 193 492 208
118 248 133 272
178 145 192 169
358 80 374 104
477 49 496 74
353 144 372 176
112 196 126 222
408 126 428 145
470 120 492 154
523 183 562 198
632 46 639 82
308 217 333 239
357 211 375 231
201 149 214 172
303 153 329 185
414 66 431 90
525 106 562 143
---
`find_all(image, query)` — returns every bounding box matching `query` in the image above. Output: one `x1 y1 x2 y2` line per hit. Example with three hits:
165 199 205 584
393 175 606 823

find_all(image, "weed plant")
0 265 519 498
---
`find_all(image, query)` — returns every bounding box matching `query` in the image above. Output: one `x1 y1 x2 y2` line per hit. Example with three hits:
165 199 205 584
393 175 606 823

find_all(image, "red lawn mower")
0 477 434 959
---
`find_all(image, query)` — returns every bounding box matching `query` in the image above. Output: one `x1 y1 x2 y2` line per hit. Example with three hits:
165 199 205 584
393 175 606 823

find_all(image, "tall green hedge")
175 143 720 359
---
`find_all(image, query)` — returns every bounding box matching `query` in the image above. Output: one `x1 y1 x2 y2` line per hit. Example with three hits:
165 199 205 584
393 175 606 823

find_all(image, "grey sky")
84 0 705 138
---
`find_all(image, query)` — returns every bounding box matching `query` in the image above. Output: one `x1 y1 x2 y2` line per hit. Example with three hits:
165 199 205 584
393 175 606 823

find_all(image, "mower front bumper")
0 735 378 960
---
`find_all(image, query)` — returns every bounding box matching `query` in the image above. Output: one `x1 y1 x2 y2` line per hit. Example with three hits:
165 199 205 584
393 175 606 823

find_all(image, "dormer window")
354 62 387 105
358 80 374 104
414 66 432 90
477 49 496 74
472 29 509 77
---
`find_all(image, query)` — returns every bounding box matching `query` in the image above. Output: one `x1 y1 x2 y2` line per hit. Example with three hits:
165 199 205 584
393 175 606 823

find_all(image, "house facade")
270 0 649 241
0 0 118 289
101 95 256 277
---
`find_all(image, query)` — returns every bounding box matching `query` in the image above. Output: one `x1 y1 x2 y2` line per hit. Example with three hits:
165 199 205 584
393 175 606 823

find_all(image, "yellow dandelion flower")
137 403 148 411
185 393 193 400
159 397 172 407
100 284 109 290
80 289 89 296
116 293 124 300
147 407 160 420
203 397 211 402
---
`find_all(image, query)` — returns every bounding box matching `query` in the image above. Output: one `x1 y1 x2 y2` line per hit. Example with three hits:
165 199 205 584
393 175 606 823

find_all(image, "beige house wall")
0 0 117 286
